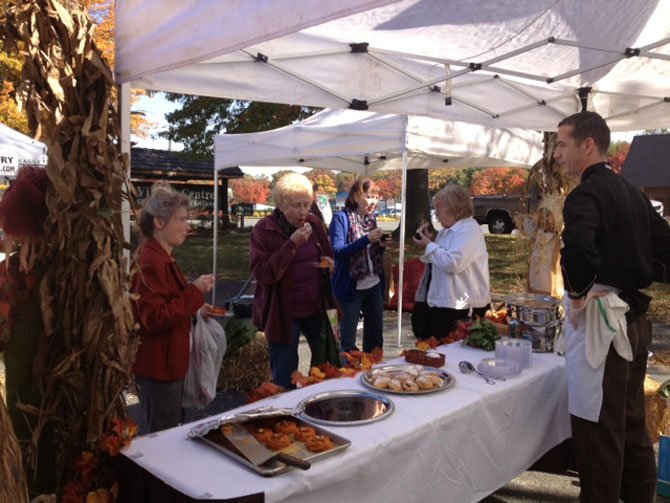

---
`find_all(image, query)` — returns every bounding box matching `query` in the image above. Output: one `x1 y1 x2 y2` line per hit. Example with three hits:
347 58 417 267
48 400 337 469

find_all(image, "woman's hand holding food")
367 227 384 243
413 224 432 249
193 273 216 294
290 222 313 246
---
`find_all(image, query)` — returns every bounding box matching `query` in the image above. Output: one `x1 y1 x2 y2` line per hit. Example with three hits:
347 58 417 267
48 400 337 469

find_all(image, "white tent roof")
214 108 543 174
116 0 670 132
0 123 48 178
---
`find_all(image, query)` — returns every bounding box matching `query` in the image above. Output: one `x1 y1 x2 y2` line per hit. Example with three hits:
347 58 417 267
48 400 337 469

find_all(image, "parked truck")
472 193 538 234
473 193 664 234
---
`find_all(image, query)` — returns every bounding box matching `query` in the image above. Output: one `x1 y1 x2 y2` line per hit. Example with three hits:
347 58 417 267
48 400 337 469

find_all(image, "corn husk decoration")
516 133 574 298
0 390 29 503
1 0 138 492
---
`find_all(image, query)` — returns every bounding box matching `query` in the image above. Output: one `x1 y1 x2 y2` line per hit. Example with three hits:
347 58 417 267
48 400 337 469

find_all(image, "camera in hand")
414 231 423 240
380 232 392 242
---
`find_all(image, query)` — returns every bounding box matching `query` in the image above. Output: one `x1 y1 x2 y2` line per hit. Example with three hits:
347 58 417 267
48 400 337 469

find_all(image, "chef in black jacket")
556 111 670 503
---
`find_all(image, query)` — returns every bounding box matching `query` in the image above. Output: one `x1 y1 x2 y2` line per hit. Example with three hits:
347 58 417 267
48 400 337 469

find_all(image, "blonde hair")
433 184 473 221
138 182 190 237
273 173 313 207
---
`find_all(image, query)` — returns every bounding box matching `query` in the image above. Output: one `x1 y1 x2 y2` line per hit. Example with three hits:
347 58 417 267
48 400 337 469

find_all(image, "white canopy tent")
214 108 543 173
115 0 670 341
213 108 543 343
116 0 670 132
0 123 48 178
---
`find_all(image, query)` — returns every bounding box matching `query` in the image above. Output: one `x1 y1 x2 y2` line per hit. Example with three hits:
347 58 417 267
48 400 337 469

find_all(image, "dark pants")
338 282 384 353
136 376 184 433
267 314 322 389
570 315 656 503
424 305 489 340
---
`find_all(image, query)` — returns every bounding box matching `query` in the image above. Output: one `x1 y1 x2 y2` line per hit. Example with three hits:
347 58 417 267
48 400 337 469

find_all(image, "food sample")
294 426 317 442
305 434 335 452
274 419 299 435
266 432 292 451
209 306 228 316
220 422 234 435
365 365 445 392
251 427 273 444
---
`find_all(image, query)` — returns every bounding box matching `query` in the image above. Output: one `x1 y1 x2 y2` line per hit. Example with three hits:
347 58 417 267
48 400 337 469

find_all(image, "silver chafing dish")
503 293 563 353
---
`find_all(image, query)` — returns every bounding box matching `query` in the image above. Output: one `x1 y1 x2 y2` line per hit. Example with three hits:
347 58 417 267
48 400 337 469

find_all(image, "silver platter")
360 364 455 395
297 389 394 426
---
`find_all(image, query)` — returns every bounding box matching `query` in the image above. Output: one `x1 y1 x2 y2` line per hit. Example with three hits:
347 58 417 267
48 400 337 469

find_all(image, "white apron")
563 285 631 422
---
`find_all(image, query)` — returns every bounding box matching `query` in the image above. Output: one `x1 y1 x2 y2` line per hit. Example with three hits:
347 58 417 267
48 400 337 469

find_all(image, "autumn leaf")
415 340 430 351
339 367 358 378
318 362 341 379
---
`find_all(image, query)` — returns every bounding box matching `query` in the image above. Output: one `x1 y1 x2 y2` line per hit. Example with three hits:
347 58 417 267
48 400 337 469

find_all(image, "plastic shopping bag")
182 311 227 409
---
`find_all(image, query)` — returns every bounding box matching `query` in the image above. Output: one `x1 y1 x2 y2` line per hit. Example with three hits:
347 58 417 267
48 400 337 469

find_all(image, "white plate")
360 364 455 395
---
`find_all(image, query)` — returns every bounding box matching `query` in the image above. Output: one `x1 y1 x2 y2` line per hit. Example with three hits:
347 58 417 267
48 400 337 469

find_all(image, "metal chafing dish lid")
502 292 560 308
297 390 394 426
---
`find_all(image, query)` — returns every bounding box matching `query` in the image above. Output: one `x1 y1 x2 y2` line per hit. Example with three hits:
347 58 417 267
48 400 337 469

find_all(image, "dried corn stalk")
518 133 575 297
0 390 29 503
1 0 137 488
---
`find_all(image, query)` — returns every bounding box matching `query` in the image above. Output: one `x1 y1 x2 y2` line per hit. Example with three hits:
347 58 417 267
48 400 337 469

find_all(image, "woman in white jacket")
413 184 491 339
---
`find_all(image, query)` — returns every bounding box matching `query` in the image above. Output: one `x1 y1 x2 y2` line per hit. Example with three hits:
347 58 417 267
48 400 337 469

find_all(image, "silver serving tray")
191 412 350 477
360 365 455 395
297 389 394 426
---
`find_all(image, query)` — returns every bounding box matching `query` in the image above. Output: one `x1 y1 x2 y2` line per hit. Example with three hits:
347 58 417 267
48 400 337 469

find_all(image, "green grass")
171 230 670 324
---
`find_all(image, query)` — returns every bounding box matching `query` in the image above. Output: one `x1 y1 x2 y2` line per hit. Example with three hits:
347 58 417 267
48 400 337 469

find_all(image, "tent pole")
120 83 131 272
396 115 409 347
212 169 219 304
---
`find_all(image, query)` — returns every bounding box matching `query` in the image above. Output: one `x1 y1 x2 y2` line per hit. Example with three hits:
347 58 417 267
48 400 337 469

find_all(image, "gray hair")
273 173 313 207
138 182 190 237
433 184 473 221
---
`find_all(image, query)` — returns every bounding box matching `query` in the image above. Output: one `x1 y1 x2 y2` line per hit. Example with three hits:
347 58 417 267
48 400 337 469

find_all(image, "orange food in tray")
266 433 292 451
274 419 298 435
294 426 317 442
305 435 335 452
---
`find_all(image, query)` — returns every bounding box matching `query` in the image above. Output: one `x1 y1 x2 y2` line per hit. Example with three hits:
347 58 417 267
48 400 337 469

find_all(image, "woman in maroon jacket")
250 173 338 389
132 183 215 432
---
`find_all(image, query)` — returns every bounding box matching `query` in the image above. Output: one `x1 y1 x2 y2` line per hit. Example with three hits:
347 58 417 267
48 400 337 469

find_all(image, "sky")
133 92 641 176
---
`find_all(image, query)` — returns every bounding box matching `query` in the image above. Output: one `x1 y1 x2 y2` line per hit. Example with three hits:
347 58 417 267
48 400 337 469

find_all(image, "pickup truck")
473 194 665 234
472 194 536 234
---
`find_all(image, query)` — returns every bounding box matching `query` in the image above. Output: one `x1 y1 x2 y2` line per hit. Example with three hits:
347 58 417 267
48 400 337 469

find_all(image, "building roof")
621 134 670 189
131 147 243 181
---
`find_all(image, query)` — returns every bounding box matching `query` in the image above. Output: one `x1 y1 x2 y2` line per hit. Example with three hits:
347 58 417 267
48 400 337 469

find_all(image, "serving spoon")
458 361 496 385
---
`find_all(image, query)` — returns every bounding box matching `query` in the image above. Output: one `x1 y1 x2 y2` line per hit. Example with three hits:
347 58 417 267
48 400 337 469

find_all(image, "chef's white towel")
584 292 632 369
563 286 631 422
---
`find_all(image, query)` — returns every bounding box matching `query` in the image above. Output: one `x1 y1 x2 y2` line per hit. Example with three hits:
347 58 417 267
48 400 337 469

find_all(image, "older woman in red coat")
250 173 339 389
132 183 215 432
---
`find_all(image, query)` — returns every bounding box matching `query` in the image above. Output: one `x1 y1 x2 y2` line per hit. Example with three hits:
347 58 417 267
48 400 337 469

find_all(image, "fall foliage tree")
336 171 355 194
470 167 528 195
0 0 151 137
428 167 478 195
231 176 271 204
372 170 403 200
305 169 337 196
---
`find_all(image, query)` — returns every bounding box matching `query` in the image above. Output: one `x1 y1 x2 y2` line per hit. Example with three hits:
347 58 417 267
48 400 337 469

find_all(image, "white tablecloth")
122 344 570 502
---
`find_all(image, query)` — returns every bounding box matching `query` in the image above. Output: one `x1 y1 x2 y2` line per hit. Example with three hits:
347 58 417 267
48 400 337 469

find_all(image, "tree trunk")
395 169 433 243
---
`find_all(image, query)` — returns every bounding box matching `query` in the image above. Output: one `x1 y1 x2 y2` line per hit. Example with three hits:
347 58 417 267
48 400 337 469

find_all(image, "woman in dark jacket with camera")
330 178 386 353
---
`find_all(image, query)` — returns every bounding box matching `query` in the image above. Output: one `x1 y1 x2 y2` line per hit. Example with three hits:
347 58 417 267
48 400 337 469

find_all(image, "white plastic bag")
182 311 227 409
